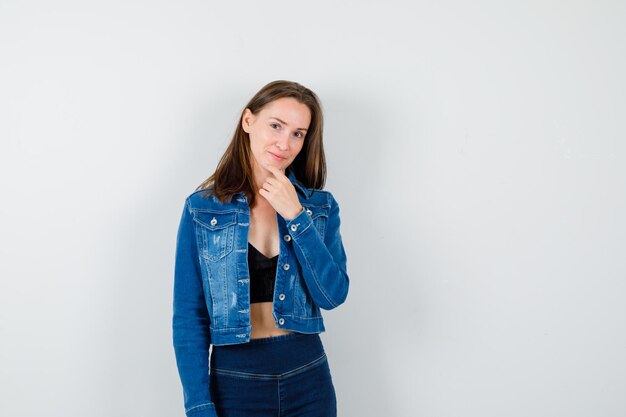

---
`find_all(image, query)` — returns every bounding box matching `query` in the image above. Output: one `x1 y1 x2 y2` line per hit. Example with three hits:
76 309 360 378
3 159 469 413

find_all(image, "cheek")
294 141 305 155
249 139 264 161
249 133 267 151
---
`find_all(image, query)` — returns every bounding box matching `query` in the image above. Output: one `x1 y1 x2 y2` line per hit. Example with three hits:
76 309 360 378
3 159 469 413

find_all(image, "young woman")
172 80 350 417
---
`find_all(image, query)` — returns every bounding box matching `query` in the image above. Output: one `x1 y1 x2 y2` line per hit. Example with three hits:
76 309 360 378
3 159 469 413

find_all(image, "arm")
172 198 218 417
285 191 350 310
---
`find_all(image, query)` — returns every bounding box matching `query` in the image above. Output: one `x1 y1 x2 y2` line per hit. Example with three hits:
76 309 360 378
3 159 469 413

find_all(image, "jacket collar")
287 169 313 198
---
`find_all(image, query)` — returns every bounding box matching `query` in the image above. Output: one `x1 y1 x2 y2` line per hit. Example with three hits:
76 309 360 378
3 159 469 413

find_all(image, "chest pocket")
193 211 237 262
302 204 330 240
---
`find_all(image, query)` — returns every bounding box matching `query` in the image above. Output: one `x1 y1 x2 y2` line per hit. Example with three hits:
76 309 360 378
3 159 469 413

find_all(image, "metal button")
290 224 298 232
210 217 217 226
283 234 291 242
278 318 285 325
283 263 290 271
279 293 285 301
306 209 313 216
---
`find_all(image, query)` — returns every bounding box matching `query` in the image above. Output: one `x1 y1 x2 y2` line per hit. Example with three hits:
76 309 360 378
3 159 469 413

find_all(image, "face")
242 97 311 180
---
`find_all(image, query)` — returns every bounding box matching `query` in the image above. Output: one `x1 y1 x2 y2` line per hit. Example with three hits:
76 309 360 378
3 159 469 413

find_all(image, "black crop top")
248 242 278 303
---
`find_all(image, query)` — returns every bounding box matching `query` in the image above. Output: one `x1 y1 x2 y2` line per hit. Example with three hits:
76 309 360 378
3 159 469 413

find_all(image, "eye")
270 123 280 129
294 131 304 138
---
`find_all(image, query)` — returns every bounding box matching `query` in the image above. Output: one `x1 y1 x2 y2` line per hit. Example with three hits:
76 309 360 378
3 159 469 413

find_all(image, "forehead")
260 97 311 126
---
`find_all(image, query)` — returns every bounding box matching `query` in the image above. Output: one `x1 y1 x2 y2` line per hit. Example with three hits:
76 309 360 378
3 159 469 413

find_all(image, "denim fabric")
172 169 349 417
210 333 337 416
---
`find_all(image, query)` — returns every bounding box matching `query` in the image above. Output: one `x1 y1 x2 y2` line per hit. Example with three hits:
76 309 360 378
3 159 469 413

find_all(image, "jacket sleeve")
172 197 218 417
285 191 350 310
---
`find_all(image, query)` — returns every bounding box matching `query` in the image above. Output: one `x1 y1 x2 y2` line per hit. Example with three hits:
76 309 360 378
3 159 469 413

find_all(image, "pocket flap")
193 211 237 230
302 204 330 220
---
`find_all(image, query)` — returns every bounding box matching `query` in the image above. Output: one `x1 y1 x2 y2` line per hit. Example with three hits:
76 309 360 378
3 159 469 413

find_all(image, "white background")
1 1 625 416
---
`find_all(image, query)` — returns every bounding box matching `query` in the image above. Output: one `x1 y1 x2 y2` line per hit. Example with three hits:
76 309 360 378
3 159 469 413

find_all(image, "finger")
264 177 278 187
260 180 273 192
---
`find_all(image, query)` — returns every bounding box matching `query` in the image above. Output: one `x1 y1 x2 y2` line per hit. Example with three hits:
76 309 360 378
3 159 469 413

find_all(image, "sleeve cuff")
285 206 314 237
186 403 218 417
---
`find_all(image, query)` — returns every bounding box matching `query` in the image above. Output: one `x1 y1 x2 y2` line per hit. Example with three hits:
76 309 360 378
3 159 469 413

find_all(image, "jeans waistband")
211 332 325 375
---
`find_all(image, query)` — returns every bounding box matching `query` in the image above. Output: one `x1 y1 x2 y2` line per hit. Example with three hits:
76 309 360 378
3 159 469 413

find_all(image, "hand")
258 164 303 220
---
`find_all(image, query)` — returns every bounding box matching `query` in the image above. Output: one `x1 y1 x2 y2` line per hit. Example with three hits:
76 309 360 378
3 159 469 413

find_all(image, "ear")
241 108 254 133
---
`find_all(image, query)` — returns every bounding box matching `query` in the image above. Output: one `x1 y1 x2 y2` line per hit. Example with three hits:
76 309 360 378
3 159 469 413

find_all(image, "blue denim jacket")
172 170 349 417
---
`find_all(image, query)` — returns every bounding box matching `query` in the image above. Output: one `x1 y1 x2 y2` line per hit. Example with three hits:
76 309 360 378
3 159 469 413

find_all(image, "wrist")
287 205 304 220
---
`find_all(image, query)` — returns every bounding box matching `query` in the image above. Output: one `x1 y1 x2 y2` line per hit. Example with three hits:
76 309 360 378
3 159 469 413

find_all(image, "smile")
268 151 286 161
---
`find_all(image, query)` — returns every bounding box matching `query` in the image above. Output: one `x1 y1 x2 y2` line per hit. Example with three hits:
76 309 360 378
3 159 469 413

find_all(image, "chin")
268 158 288 167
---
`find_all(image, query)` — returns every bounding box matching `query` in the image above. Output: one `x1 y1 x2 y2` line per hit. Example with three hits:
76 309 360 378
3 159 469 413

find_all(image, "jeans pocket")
210 370 278 415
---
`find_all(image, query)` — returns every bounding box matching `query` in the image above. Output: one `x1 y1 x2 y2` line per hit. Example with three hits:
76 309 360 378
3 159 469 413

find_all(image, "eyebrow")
269 117 308 131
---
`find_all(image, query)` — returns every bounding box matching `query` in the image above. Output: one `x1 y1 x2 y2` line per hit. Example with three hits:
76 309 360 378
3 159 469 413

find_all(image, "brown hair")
196 80 326 207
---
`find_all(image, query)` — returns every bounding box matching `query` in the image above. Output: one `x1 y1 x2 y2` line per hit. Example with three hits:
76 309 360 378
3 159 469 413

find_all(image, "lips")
268 151 286 160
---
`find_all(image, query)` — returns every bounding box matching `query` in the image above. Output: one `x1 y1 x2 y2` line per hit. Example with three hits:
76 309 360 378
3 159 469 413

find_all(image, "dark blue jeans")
209 332 337 416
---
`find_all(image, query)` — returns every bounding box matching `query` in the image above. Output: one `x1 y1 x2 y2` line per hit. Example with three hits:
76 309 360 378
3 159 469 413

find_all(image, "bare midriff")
250 301 293 339
248 193 294 339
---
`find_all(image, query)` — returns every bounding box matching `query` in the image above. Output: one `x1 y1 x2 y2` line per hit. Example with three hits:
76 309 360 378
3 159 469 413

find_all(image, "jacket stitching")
186 402 215 412
296 226 338 309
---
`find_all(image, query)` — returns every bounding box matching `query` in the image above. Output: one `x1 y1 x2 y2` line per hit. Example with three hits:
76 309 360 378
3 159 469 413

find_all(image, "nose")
275 131 290 150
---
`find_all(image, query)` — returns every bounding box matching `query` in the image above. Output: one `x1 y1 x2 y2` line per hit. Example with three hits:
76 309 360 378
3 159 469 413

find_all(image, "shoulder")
301 188 343 217
185 188 212 204
288 170 336 206
184 188 240 211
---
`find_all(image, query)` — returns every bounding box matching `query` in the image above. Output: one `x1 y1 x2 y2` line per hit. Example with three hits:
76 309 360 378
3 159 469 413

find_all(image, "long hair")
196 80 326 207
